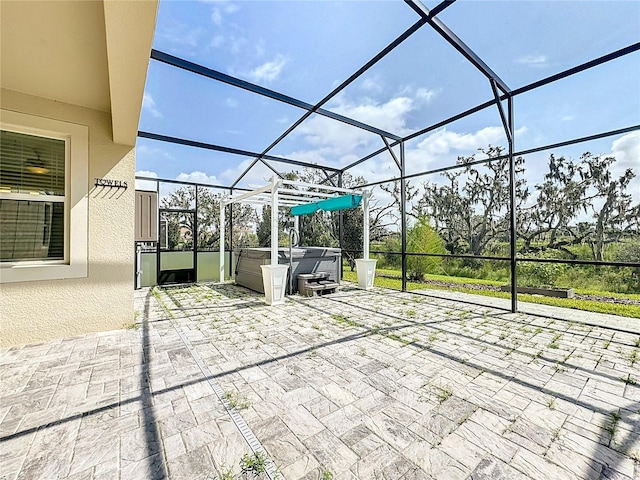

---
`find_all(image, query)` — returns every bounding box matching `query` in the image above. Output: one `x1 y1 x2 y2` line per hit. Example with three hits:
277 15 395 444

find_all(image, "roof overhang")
0 0 158 146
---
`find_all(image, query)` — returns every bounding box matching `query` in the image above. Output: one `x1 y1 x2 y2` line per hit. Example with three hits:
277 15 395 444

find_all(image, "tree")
584 153 639 261
160 187 196 250
406 216 447 280
415 146 528 256
519 152 640 261
256 205 290 247
161 186 257 251
518 154 592 256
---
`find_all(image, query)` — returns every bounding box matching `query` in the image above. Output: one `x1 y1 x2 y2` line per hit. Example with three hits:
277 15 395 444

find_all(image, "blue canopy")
290 202 319 216
291 194 362 216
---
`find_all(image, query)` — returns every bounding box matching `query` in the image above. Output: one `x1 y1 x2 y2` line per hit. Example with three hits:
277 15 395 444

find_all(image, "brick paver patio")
1 283 639 479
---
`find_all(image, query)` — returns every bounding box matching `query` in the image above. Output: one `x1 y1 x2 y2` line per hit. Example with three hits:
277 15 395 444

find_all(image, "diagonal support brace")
381 135 402 171
490 79 512 143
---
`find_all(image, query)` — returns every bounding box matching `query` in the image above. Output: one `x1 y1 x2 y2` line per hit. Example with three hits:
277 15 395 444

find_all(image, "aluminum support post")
219 200 225 282
338 173 345 279
363 191 370 260
400 141 407 292
271 177 279 266
508 96 518 313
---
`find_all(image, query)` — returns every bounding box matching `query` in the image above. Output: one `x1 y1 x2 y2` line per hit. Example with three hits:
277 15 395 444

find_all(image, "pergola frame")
219 178 369 283
138 0 640 313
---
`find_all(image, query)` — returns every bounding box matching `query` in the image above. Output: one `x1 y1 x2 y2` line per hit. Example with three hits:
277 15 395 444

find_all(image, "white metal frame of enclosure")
219 177 371 283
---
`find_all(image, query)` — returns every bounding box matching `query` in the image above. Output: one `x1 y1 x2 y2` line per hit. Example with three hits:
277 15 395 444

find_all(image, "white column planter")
355 259 377 290
260 264 289 306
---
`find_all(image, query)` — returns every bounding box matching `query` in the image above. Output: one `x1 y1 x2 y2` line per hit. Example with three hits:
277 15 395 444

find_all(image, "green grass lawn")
342 270 640 318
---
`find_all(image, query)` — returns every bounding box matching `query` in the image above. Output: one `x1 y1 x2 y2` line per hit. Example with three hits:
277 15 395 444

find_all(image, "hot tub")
234 247 341 294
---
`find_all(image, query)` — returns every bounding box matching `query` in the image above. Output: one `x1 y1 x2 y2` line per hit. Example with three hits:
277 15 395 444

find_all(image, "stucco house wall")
0 89 136 346
0 0 157 346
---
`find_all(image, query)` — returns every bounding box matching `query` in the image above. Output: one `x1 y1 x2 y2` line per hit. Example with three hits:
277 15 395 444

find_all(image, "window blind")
0 130 65 196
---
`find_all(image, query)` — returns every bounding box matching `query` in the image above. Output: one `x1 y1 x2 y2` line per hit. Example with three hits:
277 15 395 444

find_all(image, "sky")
135 0 640 209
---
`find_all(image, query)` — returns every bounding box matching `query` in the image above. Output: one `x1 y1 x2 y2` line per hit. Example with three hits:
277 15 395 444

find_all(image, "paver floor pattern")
0 283 638 479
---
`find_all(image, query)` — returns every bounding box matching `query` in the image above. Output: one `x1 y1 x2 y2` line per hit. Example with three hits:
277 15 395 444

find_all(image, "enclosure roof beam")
511 42 640 97
358 124 640 190
134 174 241 192
150 50 400 142
231 17 429 188
428 0 456 17
137 131 341 172
341 42 640 179
405 0 511 94
341 41 640 179
337 96 497 179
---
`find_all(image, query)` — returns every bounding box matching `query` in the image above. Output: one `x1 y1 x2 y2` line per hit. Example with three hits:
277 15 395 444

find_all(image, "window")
0 110 88 283
0 130 66 262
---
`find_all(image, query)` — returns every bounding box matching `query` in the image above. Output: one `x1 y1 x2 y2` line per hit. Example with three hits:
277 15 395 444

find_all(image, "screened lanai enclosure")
135 0 639 315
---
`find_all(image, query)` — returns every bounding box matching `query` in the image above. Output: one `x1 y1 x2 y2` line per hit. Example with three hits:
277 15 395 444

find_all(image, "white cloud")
206 0 239 26
142 93 163 118
266 88 440 177
278 150 328 166
156 24 205 55
516 54 548 67
211 9 223 26
226 97 239 108
610 131 640 173
248 55 288 83
135 170 158 178
255 39 266 58
229 36 247 55
404 126 516 171
321 87 438 145
296 95 416 154
416 88 438 104
220 158 252 183
220 159 281 189
361 76 383 94
176 171 220 185
348 155 401 187
136 145 173 161
417 126 506 154
135 170 158 190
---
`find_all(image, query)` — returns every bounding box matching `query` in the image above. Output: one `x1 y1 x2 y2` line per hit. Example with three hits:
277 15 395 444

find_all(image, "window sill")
0 262 87 283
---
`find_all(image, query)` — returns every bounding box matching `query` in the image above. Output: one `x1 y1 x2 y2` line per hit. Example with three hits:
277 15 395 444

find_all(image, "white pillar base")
355 259 377 290
260 264 289 305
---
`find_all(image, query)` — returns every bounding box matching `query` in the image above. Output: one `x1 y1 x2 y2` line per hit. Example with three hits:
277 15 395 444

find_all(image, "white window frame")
0 110 88 283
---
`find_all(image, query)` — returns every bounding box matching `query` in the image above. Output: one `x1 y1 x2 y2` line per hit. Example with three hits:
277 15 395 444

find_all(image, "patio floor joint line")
168 314 282 480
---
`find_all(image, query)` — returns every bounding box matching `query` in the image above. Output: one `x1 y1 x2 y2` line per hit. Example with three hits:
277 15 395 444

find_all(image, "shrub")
517 256 566 287
614 241 640 292
406 217 447 280
380 236 401 270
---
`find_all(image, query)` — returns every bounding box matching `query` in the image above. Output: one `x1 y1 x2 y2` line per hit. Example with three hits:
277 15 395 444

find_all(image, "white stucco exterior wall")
0 89 136 346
